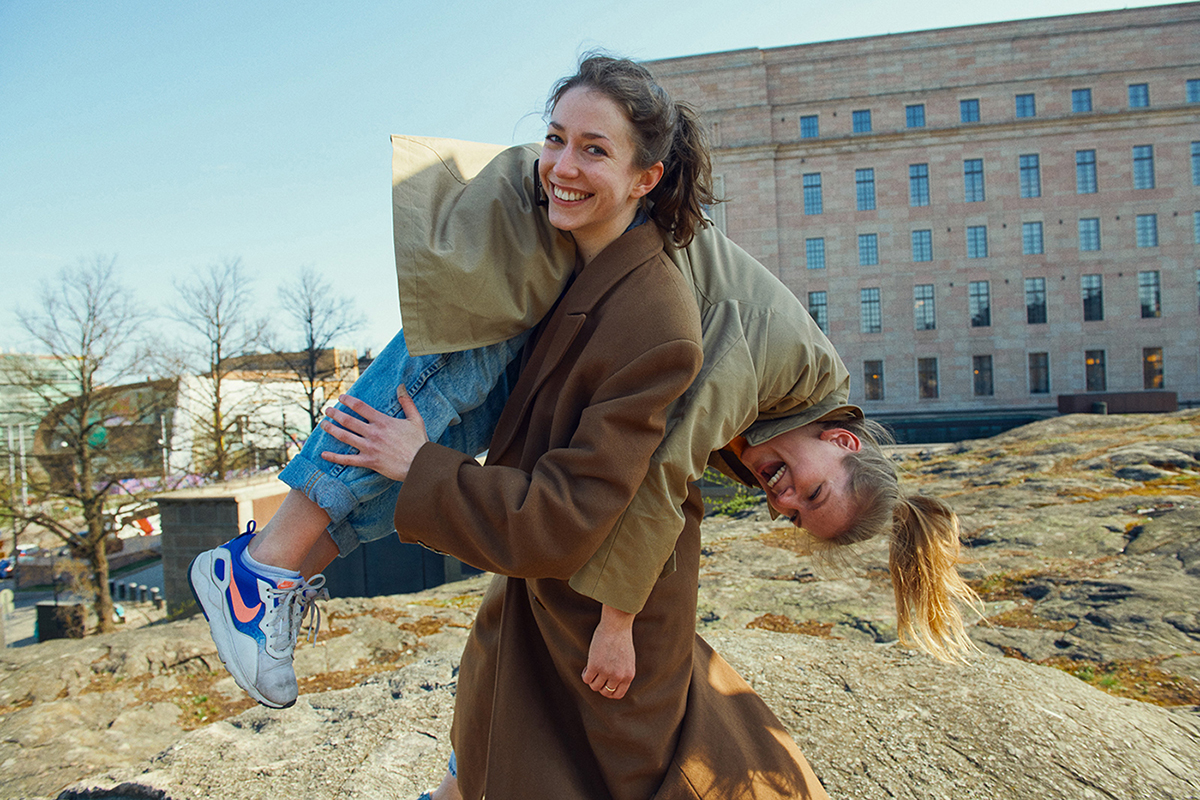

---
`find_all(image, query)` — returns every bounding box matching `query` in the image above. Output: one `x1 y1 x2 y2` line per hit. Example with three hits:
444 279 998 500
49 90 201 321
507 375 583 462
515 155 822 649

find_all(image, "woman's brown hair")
547 53 719 247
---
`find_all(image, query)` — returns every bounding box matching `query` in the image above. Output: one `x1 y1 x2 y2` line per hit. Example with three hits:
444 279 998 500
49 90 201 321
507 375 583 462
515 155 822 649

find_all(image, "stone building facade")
648 3 1200 421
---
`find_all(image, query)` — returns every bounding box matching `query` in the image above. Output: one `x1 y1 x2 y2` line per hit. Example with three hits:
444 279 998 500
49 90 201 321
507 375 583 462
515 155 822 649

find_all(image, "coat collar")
560 222 666 314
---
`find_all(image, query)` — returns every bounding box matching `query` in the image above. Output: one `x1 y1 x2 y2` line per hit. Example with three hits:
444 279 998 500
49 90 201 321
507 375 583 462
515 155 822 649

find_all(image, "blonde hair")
818 418 981 662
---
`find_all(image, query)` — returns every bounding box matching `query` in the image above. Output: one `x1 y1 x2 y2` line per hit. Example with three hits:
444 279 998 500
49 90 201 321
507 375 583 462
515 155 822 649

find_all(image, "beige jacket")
392 135 860 612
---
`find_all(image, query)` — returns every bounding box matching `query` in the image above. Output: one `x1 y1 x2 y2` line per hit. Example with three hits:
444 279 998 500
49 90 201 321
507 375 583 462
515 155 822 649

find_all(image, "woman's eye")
808 484 822 502
586 145 608 157
545 133 563 144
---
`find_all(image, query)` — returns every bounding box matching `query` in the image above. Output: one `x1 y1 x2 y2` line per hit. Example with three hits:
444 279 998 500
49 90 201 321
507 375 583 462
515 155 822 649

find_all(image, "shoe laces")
265 574 329 653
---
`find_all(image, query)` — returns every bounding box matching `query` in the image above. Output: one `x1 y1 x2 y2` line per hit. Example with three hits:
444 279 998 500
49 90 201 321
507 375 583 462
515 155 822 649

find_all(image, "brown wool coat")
393 223 829 799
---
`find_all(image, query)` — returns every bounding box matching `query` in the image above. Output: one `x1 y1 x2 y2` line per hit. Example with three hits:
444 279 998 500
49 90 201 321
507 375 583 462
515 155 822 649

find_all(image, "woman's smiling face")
539 87 663 264
738 426 862 540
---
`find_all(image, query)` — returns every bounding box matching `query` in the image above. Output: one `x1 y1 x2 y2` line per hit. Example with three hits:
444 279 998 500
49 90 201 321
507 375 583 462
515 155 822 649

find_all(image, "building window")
708 175 726 232
800 115 819 139
1136 214 1158 248
803 173 823 215
1076 149 1098 194
969 280 991 327
1019 154 1041 198
1015 93 1036 118
852 109 872 133
1079 218 1101 251
906 104 925 128
855 168 876 211
1195 210 1200 244
1191 141 1199 186
858 234 879 266
973 355 994 397
967 225 988 258
911 229 933 262
805 237 826 269
1189 79 1200 103
1085 350 1107 392
1072 88 1093 112
1143 347 1164 389
917 357 939 399
964 158 985 202
807 291 828 335
1128 83 1150 108
1139 270 1162 318
909 163 930 206
1133 145 1156 189
1025 277 1047 324
914 284 936 330
1022 221 1044 255
1082 274 1104 321
863 360 884 401
1028 352 1050 394
860 287 882 334
960 99 980 123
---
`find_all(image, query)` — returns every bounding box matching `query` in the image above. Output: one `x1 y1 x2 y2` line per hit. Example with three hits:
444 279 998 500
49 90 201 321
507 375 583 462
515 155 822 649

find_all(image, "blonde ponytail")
813 418 981 661
889 495 982 662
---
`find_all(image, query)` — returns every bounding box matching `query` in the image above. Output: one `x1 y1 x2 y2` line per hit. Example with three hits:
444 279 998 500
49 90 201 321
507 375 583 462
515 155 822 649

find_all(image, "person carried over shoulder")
187 54 715 709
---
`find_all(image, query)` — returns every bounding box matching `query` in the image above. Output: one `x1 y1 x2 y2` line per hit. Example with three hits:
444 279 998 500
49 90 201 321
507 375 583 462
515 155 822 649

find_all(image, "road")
0 558 166 648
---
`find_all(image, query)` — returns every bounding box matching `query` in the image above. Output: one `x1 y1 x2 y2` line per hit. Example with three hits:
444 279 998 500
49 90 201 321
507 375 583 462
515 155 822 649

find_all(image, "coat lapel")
486 224 666 462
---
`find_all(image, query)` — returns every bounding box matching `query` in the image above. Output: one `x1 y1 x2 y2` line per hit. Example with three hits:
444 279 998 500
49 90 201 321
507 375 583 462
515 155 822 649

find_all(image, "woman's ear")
819 427 861 452
630 161 665 199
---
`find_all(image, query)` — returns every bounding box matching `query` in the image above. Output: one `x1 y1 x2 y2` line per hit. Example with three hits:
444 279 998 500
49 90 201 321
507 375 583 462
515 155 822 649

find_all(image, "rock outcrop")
1 411 1197 799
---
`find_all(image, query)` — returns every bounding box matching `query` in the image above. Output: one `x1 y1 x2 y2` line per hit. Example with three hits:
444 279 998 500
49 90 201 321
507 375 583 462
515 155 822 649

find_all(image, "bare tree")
273 266 364 431
171 259 270 478
3 255 157 634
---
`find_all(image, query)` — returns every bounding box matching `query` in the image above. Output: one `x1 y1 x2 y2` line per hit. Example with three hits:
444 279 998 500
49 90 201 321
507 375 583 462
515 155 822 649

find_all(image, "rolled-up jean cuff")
277 453 372 557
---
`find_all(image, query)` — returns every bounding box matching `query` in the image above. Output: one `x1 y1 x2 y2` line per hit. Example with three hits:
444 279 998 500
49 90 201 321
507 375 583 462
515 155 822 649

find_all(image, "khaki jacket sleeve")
391 135 575 356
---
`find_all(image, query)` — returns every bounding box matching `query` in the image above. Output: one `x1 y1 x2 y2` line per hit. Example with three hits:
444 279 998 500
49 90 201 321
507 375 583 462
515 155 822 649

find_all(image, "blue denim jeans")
278 328 527 556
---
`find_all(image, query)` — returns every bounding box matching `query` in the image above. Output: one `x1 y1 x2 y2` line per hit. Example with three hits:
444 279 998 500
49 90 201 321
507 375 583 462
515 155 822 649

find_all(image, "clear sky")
0 0 1181 356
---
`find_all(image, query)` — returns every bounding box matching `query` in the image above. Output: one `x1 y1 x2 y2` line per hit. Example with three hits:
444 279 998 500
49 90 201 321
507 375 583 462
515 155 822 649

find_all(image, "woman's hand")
582 605 636 700
319 385 428 482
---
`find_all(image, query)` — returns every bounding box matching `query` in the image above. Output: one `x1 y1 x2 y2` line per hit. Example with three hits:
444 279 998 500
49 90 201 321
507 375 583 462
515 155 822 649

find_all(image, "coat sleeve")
392 336 703 580
567 303 759 612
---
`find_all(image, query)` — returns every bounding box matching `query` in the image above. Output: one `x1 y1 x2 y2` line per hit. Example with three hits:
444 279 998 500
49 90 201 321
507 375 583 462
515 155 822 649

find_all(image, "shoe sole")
188 550 296 710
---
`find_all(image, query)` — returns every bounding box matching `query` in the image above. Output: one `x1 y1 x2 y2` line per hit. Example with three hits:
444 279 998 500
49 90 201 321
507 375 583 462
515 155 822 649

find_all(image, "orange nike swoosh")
229 571 262 625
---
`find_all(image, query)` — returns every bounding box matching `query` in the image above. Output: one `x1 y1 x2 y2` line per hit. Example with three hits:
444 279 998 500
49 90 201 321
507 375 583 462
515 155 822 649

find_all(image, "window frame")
852 109 872 133
855 168 876 211
1081 274 1104 321
969 280 991 327
863 360 884 401
860 287 882 334
1128 83 1150 108
1136 213 1158 248
1072 88 1093 112
800 115 819 139
964 158 985 202
1075 149 1098 194
858 233 879 266
1015 93 1036 118
1139 270 1162 318
1022 221 1044 255
967 225 988 259
905 104 925 128
1025 277 1048 324
1019 153 1041 198
1079 217 1101 251
960 98 980 123
909 163 930 207
802 173 823 215
1085 349 1107 392
1133 145 1156 190
805 237 826 270
1028 352 1050 395
913 283 936 331
807 290 828 335
911 229 933 262
917 357 939 399
972 355 994 397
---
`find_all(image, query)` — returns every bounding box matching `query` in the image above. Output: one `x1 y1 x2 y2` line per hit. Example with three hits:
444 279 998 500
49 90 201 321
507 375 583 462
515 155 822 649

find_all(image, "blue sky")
0 0 1179 356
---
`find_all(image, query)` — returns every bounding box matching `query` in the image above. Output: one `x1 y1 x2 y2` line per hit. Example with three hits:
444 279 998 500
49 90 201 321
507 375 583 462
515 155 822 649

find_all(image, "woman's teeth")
765 464 785 489
553 185 590 202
